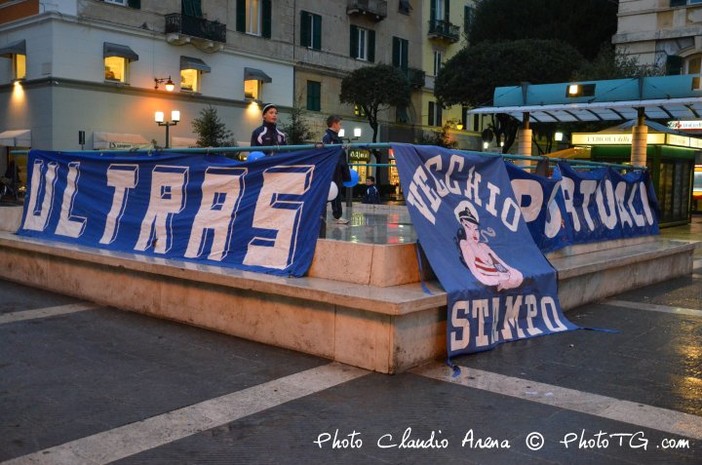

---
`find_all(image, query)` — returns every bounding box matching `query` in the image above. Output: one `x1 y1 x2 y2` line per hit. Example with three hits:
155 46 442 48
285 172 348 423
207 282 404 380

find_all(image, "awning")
94 131 149 149
0 39 26 58
171 136 198 148
0 129 31 147
103 42 139 62
180 56 211 73
468 97 702 123
244 67 272 83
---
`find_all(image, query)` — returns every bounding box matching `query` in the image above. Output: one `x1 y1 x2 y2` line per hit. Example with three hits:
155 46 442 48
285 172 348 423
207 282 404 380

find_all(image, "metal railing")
165 13 226 43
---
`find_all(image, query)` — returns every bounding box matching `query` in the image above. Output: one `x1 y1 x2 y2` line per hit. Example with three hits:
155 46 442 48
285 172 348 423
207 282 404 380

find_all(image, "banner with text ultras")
392 144 578 357
17 148 340 277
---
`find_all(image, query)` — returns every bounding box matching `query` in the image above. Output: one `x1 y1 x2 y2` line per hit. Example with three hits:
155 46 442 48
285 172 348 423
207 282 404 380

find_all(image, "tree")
468 0 619 61
573 45 665 81
435 39 584 153
279 103 314 145
340 64 410 144
191 105 237 148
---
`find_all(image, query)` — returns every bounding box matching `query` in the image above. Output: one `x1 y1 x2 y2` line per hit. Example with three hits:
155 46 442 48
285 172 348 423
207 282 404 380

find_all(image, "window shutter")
368 30 375 63
428 102 435 126
127 0 140 8
430 0 436 22
350 26 359 58
401 39 408 72
262 0 272 38
670 0 686 6
312 15 321 50
437 105 443 126
392 37 399 67
301 12 310 47
236 0 245 32
666 55 683 75
445 0 450 21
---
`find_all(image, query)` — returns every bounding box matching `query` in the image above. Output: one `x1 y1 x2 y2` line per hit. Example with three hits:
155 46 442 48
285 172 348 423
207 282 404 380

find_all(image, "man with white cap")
250 103 287 153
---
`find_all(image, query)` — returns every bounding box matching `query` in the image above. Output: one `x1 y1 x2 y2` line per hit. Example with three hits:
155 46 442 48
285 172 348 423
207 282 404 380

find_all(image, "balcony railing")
165 13 226 43
347 0 387 21
407 67 425 89
427 19 460 43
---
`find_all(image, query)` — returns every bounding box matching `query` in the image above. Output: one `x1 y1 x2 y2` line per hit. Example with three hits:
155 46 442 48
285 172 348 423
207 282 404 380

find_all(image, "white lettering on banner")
135 166 189 254
450 295 569 351
406 153 522 230
544 182 563 239
511 179 544 223
55 162 87 238
638 182 654 225
595 179 617 230
23 160 58 232
100 164 139 245
580 180 597 231
185 167 247 261
243 166 314 270
614 182 634 229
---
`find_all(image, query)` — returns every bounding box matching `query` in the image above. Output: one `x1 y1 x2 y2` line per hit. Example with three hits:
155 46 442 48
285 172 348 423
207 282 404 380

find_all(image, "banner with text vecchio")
392 144 578 357
17 148 340 277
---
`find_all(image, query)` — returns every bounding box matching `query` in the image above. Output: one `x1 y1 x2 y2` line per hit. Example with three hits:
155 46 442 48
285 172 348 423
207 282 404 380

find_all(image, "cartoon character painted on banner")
454 201 524 291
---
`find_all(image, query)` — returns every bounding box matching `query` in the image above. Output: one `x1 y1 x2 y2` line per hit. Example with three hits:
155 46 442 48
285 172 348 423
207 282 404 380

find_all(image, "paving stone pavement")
0 218 700 465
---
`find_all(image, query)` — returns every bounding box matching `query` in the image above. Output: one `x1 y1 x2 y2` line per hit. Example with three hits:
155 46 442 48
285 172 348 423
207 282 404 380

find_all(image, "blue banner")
392 144 578 357
17 148 340 277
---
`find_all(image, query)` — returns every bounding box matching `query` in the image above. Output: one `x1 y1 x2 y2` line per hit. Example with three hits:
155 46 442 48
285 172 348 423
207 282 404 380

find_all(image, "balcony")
427 19 460 43
407 67 425 89
347 0 387 22
165 13 226 49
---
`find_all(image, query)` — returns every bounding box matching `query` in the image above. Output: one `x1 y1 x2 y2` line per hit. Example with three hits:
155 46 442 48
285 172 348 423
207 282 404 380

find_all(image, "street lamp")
154 76 175 91
155 110 180 148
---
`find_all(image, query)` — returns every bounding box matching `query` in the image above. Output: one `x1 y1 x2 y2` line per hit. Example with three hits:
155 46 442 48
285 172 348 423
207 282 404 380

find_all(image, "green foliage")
340 64 411 142
191 106 237 148
572 45 665 81
468 0 618 60
417 124 457 149
279 104 314 145
435 39 584 108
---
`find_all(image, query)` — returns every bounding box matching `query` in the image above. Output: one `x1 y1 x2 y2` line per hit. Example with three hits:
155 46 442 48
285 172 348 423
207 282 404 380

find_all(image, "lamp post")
155 110 180 148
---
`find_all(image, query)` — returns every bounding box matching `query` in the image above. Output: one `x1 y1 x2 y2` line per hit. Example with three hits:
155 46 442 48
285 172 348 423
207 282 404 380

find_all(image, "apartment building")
614 0 702 79
0 0 483 181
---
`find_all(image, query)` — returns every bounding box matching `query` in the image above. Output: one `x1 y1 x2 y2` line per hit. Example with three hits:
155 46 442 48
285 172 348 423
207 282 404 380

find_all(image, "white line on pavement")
0 363 369 465
414 363 702 440
603 299 702 317
0 303 101 325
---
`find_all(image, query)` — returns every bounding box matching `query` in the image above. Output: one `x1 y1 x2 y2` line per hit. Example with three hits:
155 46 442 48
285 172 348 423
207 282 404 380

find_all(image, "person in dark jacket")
322 115 352 224
250 103 287 153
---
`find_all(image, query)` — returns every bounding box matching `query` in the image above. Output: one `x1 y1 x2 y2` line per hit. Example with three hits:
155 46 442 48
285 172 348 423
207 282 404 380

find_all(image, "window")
433 50 443 76
103 42 138 84
236 0 272 38
687 56 702 89
180 56 210 92
399 0 412 14
243 67 272 99
431 0 449 22
392 37 408 72
464 5 474 36
350 26 375 62
104 0 141 7
301 11 322 50
670 0 702 6
307 81 321 111
428 101 442 127
0 40 27 81
13 53 26 80
354 104 366 117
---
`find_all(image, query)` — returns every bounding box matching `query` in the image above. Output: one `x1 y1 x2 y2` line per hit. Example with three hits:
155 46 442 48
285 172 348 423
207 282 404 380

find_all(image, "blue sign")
392 144 578 357
17 148 340 277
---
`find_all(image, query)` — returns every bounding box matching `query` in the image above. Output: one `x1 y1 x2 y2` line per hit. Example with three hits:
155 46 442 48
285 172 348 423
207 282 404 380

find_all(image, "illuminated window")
180 56 210 92
565 83 595 98
244 79 260 99
354 105 366 117
103 42 138 84
104 56 127 82
13 53 26 80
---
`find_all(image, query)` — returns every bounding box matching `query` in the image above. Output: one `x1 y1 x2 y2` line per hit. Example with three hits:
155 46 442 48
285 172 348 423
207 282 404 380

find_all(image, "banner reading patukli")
392 143 579 357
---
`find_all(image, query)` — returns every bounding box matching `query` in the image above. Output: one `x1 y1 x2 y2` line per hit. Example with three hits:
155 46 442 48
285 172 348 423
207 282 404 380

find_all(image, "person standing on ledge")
322 115 352 224
250 103 287 154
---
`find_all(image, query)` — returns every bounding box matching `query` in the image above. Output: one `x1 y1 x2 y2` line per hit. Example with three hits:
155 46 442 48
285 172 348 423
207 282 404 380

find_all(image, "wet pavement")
0 212 700 464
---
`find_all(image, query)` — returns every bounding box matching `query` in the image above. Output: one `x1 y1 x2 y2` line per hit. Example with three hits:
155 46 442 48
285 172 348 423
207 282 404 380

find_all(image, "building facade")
0 0 484 184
